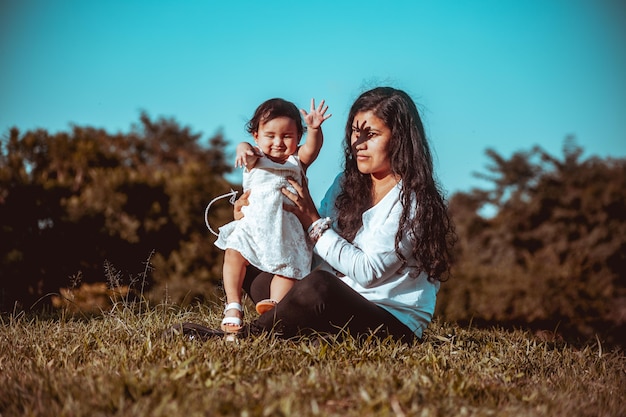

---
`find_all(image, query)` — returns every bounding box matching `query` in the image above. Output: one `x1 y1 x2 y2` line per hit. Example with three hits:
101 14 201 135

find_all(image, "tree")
0 114 235 311
439 138 626 346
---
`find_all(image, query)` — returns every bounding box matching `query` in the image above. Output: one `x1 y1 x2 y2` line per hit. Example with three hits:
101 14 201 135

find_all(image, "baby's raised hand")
300 98 332 129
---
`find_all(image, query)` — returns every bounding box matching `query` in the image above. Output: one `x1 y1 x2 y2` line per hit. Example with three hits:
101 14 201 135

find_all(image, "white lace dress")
214 154 312 279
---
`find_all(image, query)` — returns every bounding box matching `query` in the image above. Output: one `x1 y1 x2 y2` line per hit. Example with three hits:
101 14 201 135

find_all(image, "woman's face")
350 111 393 179
253 116 300 163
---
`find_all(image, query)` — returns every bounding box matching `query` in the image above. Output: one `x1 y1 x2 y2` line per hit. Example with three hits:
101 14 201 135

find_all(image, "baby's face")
253 116 300 163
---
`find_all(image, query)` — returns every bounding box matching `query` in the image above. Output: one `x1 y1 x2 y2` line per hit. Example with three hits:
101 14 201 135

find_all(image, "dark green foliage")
439 138 626 346
0 114 235 310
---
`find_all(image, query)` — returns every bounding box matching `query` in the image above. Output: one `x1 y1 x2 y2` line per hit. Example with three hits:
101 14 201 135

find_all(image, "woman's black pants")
242 266 416 343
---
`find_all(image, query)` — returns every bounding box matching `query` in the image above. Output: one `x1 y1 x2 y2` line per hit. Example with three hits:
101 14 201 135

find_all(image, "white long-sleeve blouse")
313 174 439 338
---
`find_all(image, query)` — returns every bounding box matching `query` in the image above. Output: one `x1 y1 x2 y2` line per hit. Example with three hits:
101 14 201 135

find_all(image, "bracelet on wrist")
307 218 323 234
308 217 332 243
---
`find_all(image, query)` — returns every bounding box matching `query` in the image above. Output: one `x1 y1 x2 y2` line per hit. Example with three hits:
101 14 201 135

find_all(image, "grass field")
1 300 624 417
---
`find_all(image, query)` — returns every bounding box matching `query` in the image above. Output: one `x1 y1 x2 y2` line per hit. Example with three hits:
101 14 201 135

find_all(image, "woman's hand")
233 190 251 220
282 176 320 230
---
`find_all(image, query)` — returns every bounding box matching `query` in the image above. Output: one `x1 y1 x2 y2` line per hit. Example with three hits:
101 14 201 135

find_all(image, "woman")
175 87 455 343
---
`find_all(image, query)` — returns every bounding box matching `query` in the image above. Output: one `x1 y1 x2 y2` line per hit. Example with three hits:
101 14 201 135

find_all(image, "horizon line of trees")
1 113 238 311
439 137 625 346
1 117 624 346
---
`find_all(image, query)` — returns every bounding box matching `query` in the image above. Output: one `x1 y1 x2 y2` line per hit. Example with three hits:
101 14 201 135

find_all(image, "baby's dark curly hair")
246 98 304 139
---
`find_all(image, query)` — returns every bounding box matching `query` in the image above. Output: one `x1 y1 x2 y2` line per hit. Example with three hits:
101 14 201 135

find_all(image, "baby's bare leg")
270 275 296 302
222 249 248 320
255 275 297 314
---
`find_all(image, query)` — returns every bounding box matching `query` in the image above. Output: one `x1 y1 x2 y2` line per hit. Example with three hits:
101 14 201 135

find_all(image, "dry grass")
1 297 624 417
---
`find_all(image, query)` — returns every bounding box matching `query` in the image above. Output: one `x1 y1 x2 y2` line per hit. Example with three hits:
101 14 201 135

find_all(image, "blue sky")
1 0 625 205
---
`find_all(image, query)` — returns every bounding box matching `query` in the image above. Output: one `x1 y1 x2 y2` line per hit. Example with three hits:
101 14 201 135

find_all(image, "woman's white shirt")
313 174 439 338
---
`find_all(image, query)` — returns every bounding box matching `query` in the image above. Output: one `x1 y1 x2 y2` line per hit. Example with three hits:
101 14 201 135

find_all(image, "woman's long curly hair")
335 87 455 281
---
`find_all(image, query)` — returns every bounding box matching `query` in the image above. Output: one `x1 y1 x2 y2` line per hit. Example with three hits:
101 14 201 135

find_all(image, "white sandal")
220 302 243 333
